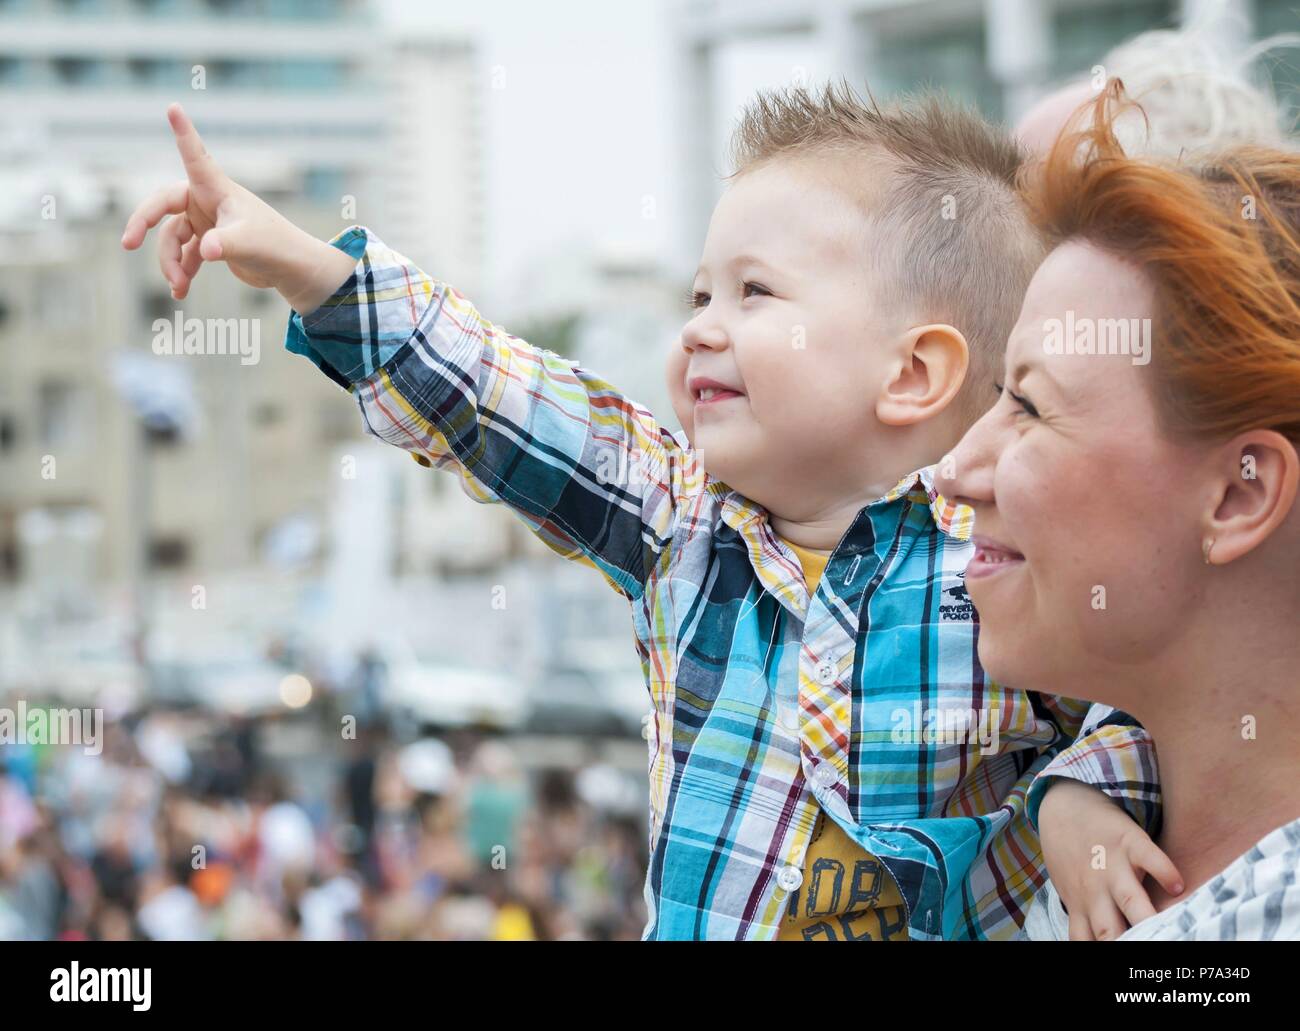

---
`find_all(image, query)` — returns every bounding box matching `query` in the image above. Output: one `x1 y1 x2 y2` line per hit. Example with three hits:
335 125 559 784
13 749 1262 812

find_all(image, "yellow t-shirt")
776 536 910 941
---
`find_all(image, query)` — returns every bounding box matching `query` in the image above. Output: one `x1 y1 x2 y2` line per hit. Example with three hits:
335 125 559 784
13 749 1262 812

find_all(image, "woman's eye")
993 381 1039 418
1009 392 1039 419
685 290 710 310
742 281 770 299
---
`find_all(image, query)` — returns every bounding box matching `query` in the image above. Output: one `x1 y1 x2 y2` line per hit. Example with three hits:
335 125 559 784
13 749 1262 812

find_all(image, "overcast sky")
379 0 825 312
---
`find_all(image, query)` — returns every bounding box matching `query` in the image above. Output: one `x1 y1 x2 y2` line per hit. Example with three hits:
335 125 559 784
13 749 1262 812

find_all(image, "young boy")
122 81 1159 940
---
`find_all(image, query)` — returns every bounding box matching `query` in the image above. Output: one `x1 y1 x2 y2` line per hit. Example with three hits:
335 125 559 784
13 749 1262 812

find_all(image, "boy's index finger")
1133 836 1185 897
167 102 222 185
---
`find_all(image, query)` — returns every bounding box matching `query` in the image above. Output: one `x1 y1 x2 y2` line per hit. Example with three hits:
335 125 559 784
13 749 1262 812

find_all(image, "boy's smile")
688 375 745 408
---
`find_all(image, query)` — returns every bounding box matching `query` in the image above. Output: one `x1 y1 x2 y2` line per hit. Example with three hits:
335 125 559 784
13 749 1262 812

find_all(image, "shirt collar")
708 464 974 542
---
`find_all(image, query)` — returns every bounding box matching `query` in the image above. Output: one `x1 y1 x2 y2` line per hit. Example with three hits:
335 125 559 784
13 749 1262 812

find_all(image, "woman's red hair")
1021 79 1300 443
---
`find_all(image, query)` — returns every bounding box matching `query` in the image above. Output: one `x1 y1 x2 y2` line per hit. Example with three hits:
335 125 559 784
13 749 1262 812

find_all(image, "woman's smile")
966 535 1026 580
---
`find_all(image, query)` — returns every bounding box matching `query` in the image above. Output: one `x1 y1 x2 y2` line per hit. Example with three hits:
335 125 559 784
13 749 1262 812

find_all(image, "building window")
149 534 191 570
127 58 184 88
209 59 264 89
1052 0 1178 78
870 21 1003 120
303 167 346 205
265 0 344 20
0 57 22 88
52 57 101 87
252 401 283 428
142 289 175 326
38 380 87 449
0 532 17 582
205 0 254 15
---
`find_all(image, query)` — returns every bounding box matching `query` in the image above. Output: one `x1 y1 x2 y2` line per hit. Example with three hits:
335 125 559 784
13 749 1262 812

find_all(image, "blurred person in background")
0 824 65 940
462 739 527 871
1016 19 1296 159
2 697 649 940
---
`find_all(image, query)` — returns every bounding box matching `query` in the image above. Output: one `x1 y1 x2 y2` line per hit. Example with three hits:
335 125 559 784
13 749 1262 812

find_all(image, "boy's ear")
875 323 969 427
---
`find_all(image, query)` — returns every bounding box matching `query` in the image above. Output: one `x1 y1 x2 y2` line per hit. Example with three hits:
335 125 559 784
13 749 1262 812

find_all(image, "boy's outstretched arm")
1026 699 1179 940
123 105 697 601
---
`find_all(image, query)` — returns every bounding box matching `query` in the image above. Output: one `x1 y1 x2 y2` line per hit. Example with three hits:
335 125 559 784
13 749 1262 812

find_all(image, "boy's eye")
683 282 767 309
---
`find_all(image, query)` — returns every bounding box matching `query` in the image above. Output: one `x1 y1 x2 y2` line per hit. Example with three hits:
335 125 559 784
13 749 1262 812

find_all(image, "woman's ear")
1204 430 1300 565
875 323 970 427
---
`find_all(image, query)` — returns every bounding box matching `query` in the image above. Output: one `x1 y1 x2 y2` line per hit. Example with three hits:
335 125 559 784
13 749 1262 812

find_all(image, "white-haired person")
1017 18 1296 159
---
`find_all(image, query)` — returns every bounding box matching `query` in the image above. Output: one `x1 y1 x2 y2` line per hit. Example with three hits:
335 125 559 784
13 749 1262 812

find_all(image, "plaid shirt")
285 225 1161 940
1024 703 1163 834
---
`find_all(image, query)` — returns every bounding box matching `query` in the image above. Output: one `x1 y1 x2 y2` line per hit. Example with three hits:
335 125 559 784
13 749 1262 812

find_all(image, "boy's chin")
699 457 768 503
692 428 739 472
699 420 784 483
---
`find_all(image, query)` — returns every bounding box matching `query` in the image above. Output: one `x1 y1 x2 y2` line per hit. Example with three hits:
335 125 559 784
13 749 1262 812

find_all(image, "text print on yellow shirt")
777 536 910 941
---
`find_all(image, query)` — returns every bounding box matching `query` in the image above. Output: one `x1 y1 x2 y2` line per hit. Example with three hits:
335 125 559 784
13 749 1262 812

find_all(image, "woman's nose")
936 409 999 504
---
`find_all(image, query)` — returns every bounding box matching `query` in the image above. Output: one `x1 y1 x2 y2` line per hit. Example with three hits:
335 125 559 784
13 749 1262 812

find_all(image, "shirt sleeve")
1020 881 1071 941
284 225 701 601
1024 700 1161 836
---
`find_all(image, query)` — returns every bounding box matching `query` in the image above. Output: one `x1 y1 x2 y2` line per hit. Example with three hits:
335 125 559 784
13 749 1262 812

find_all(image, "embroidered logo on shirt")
939 572 975 622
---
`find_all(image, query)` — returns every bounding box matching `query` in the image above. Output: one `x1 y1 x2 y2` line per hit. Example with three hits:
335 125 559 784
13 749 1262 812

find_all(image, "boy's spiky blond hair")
728 79 1044 414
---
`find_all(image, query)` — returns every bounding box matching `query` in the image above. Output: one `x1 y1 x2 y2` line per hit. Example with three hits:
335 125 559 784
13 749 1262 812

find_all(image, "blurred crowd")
0 672 649 941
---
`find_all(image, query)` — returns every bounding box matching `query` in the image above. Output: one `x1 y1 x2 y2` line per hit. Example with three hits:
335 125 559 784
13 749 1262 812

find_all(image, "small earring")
1202 538 1215 565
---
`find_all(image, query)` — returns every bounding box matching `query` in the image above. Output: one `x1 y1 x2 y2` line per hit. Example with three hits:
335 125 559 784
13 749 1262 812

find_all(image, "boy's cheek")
677 415 695 447
664 356 695 437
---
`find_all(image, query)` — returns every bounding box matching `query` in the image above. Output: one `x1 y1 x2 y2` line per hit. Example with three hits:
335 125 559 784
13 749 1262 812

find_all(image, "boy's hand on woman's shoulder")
120 103 356 316
1038 777 1184 941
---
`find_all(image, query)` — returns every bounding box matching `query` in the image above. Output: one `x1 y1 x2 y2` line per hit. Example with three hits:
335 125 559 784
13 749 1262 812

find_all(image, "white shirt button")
815 660 837 685
777 864 803 892
812 762 838 788
641 712 654 741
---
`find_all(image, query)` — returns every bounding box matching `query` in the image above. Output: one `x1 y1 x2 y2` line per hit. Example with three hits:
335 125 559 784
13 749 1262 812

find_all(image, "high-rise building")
0 0 485 626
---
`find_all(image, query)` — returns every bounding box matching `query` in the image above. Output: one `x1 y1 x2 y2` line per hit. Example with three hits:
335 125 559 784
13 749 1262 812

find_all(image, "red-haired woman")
940 85 1300 941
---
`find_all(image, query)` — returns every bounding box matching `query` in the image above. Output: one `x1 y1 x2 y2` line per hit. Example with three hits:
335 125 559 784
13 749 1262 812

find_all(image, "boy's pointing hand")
121 103 354 315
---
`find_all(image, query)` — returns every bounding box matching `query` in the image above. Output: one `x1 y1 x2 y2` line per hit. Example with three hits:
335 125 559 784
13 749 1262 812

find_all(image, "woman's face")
938 241 1209 706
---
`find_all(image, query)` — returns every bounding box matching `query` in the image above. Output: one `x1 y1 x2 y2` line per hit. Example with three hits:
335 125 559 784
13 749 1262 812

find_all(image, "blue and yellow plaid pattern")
285 226 1161 940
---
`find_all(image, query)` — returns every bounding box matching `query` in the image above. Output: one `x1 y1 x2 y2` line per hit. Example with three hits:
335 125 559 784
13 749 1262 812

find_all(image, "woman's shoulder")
1119 815 1300 941
1021 816 1300 942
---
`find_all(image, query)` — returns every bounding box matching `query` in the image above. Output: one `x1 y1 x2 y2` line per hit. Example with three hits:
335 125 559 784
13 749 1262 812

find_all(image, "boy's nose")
680 317 729 353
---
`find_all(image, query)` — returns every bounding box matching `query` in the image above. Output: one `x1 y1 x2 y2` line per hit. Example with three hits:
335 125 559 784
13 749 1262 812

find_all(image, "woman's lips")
966 536 1025 580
